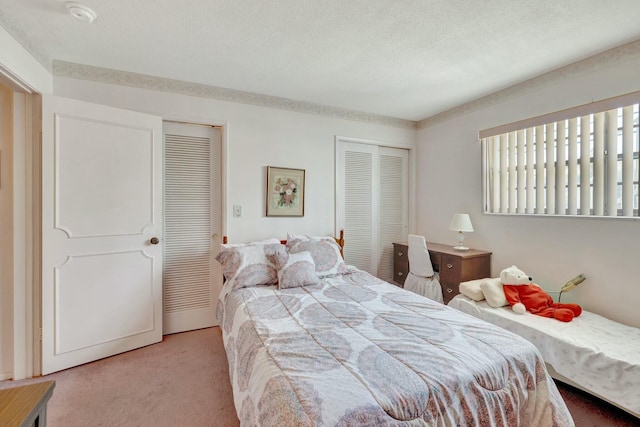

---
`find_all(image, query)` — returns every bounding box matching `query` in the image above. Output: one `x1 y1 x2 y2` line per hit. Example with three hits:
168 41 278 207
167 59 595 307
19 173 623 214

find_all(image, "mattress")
448 294 640 418
217 267 573 426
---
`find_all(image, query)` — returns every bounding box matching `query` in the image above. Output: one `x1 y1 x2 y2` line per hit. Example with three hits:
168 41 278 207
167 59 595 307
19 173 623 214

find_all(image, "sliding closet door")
378 147 408 282
336 140 408 282
337 142 378 274
163 122 222 334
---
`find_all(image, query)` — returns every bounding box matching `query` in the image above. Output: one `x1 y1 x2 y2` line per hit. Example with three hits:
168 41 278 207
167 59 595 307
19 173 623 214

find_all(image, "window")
480 91 640 217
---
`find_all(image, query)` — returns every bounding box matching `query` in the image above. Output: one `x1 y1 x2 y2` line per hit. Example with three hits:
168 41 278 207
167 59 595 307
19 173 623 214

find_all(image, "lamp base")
453 245 469 251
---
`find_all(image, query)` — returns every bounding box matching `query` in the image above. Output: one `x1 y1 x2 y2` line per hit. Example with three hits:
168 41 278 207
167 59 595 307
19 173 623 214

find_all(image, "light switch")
233 205 242 217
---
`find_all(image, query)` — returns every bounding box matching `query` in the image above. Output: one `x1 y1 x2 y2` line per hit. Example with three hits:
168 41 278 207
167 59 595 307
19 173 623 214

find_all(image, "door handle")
150 237 160 245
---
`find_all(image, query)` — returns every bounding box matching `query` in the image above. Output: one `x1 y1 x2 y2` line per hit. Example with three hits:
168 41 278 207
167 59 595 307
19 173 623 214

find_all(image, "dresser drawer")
438 254 461 304
393 243 409 285
441 282 459 304
439 255 461 285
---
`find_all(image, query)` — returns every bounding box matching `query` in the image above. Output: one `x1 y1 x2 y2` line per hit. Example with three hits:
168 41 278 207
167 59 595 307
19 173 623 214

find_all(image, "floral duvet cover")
217 268 574 426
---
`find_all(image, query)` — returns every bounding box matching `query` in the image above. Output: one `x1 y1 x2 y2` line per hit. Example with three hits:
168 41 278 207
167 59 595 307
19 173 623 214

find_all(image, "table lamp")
449 213 474 251
558 274 586 302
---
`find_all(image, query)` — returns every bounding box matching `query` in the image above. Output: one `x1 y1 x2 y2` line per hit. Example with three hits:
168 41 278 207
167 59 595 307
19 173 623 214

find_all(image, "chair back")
407 234 435 277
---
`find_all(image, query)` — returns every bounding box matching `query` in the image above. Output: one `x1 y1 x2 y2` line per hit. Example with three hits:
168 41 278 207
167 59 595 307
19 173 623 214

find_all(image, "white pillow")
215 243 286 288
285 233 337 245
273 251 320 289
286 234 347 277
480 278 509 308
220 238 281 250
459 278 486 301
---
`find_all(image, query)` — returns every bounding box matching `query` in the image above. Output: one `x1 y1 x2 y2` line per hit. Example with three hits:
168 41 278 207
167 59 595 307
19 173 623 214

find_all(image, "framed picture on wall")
266 166 305 217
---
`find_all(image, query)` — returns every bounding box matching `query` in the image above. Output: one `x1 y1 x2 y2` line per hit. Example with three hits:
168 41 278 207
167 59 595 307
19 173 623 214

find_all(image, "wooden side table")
393 242 491 304
0 380 55 427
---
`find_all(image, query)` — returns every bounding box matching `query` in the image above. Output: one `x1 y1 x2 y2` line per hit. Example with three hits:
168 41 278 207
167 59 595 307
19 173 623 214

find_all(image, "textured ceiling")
2 0 640 121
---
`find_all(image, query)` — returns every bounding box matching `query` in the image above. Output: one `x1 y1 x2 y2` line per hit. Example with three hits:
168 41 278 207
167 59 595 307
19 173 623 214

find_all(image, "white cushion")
215 243 286 288
273 251 320 289
459 278 486 301
220 237 281 250
286 235 347 277
480 277 509 307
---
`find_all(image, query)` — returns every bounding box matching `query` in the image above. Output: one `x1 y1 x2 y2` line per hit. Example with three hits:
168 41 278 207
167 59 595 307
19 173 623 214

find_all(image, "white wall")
417 55 640 328
53 76 416 245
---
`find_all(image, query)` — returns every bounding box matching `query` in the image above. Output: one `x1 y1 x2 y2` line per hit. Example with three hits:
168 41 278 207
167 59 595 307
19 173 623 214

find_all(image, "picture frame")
266 166 305 217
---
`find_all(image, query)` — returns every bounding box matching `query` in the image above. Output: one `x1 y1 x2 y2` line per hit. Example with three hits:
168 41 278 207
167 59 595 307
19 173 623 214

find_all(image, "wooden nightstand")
393 242 491 304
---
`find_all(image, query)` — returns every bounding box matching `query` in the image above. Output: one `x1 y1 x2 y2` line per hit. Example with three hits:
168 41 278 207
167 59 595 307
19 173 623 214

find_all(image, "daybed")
215 235 574 426
448 293 640 419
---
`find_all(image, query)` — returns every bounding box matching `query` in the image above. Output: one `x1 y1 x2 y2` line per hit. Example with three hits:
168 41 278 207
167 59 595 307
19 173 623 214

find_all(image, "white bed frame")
448 294 640 420
545 364 639 418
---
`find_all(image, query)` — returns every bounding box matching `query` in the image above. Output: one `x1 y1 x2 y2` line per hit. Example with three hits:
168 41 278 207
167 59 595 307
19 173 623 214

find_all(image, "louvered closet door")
336 140 408 282
163 122 222 334
378 147 408 282
338 142 378 274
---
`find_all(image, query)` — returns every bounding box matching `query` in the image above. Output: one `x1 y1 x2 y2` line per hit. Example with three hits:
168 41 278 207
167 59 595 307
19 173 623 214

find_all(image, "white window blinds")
481 92 640 217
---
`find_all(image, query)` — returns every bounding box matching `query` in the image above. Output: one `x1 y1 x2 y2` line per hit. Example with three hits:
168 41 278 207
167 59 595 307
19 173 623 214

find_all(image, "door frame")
162 118 226 335
0 77 40 381
161 114 228 249
1 83 230 378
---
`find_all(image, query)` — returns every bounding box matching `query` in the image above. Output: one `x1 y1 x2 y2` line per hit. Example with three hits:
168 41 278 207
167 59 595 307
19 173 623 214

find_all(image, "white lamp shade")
449 213 474 232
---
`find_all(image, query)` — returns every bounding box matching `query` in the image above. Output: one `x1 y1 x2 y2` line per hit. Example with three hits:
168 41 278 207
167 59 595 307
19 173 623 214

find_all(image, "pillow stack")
215 234 348 290
215 242 285 290
286 233 348 277
458 277 509 308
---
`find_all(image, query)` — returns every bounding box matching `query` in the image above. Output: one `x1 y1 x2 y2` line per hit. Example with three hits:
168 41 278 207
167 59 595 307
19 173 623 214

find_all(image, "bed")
216 235 574 426
448 294 640 419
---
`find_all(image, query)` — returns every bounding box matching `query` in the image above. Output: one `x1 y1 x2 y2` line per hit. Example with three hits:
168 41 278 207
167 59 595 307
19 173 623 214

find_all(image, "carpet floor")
1 327 637 426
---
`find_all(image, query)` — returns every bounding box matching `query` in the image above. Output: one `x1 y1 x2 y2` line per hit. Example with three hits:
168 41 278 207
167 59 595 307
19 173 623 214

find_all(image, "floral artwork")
274 177 298 207
266 167 305 216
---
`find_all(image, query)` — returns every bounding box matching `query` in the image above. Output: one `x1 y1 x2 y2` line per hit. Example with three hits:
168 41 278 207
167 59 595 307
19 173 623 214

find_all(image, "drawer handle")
398 252 403 257
446 263 453 269
397 272 403 277
446 288 453 293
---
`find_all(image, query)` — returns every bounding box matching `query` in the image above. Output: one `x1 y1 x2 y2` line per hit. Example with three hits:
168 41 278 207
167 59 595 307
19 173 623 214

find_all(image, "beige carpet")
1 326 638 426
0 327 239 427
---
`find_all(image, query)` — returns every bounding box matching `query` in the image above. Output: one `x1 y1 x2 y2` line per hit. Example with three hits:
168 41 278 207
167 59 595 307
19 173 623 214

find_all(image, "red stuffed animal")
500 265 582 322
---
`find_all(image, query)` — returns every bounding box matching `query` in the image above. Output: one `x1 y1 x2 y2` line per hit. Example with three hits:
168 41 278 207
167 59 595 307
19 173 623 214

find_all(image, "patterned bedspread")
217 268 574 426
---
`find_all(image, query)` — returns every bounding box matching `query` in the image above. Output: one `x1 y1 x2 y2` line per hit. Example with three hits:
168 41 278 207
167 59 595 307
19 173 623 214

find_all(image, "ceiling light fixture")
66 2 97 24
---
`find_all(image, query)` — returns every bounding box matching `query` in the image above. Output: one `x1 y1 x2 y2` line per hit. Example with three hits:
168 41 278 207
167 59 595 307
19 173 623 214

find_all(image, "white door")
377 147 409 281
336 141 378 274
163 122 222 334
41 95 163 375
336 140 408 282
